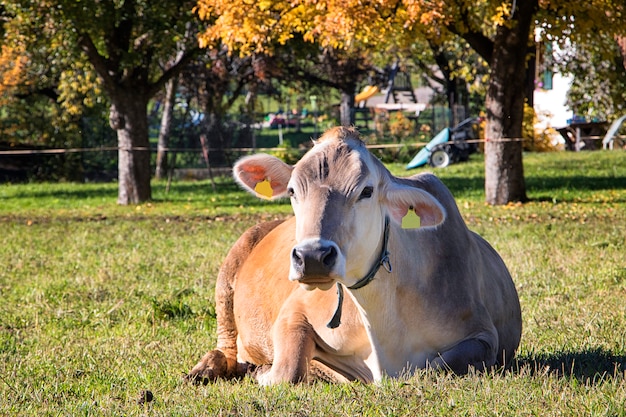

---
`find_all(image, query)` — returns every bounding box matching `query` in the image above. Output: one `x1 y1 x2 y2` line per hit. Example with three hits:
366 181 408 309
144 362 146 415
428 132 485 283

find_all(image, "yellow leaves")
57 65 102 118
493 3 512 27
192 0 213 21
404 0 446 28
388 111 414 140
197 0 285 55
195 0 442 55
196 0 623 60
258 0 273 11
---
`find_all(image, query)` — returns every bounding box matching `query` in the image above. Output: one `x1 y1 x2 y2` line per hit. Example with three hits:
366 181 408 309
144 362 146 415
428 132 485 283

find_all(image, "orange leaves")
403 0 445 27
195 0 447 55
0 44 29 100
196 0 294 54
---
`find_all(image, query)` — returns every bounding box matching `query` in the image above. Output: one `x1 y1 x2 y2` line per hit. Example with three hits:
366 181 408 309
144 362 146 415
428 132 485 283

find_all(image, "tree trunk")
232 90 253 148
617 36 626 70
340 87 356 127
155 77 178 180
110 96 152 205
484 2 536 205
432 49 461 125
203 112 227 165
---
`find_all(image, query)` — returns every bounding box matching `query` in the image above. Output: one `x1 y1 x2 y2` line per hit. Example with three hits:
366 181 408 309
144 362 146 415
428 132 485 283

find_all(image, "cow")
187 126 522 385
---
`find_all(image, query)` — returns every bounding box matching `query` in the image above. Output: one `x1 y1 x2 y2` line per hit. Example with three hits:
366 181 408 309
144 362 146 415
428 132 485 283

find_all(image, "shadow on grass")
2 184 117 201
6 164 624 205
525 175 626 193
515 347 626 382
438 174 626 202
1 179 234 203
436 176 484 196
152 179 238 198
151 181 291 211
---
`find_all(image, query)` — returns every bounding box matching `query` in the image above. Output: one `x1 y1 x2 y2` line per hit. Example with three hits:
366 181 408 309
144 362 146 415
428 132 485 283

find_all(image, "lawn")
1 150 625 416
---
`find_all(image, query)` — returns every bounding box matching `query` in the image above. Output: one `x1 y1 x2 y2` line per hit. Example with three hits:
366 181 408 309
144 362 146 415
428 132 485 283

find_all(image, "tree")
196 0 625 204
195 1 379 126
178 49 269 162
71 1 201 204
554 36 626 121
3 0 201 204
424 1 624 203
154 76 178 180
470 0 538 204
1 3 109 181
268 41 374 126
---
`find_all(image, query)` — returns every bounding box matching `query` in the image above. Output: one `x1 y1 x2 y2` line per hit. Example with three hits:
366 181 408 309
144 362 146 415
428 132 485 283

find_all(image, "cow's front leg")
186 349 251 384
255 314 316 385
428 337 497 374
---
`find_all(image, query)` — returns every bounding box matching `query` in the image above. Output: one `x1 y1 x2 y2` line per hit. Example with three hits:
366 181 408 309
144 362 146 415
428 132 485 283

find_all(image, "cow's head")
234 127 445 291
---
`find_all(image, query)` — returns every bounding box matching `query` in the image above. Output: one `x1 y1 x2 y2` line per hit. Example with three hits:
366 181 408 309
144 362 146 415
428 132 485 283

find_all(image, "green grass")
1 150 625 416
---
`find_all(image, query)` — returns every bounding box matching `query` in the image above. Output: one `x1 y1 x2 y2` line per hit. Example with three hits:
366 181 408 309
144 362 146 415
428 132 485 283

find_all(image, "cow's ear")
233 154 293 199
383 182 445 228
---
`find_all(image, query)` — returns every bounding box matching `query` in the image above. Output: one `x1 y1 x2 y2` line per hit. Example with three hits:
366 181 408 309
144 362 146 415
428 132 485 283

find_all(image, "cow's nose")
291 244 338 277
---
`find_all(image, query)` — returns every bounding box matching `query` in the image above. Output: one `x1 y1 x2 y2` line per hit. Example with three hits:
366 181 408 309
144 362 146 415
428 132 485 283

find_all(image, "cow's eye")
287 187 295 198
359 186 374 200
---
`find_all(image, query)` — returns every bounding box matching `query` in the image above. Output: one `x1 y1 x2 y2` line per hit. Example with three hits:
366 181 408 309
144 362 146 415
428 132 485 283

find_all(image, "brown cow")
188 126 522 385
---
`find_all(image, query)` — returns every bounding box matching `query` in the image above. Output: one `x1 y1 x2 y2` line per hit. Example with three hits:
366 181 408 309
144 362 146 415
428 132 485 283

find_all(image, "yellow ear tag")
401 207 421 229
254 179 273 199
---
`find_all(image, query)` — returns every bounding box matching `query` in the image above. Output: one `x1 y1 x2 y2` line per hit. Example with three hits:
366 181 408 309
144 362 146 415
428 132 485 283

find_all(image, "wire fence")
2 134 618 157
0 143 428 156
1 135 620 183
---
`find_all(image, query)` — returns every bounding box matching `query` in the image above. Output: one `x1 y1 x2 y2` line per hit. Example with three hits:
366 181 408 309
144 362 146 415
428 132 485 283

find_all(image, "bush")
268 141 305 164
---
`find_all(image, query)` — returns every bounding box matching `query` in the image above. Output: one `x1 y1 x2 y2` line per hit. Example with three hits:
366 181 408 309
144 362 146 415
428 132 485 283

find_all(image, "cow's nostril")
322 245 337 268
292 248 304 269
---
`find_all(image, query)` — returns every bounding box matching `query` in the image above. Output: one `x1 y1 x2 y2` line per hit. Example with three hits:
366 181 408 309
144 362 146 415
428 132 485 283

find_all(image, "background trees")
2 0 201 204
195 0 625 204
266 40 375 127
2 0 625 205
67 0 201 204
555 35 626 122
1 2 114 181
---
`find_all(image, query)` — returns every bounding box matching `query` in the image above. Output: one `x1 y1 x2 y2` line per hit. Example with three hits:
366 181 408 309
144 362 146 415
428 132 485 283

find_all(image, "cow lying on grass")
187 126 522 385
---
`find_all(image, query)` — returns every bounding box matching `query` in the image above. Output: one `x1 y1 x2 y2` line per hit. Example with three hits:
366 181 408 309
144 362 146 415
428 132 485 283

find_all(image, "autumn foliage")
0 45 28 104
195 0 455 55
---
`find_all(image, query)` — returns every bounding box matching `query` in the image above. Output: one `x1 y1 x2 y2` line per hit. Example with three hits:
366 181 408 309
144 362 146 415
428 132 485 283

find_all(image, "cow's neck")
348 216 392 290
326 216 391 329
328 216 419 380
346 277 401 381
346 227 425 381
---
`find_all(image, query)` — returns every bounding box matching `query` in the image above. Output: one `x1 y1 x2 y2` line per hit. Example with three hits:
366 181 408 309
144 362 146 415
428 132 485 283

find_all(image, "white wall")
533 72 573 129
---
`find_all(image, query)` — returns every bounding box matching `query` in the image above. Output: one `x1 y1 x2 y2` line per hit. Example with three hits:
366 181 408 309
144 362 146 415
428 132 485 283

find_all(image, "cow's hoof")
185 350 229 384
251 364 275 386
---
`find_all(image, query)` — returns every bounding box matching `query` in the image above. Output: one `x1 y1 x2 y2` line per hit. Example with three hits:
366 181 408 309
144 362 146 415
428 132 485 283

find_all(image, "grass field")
1 150 625 416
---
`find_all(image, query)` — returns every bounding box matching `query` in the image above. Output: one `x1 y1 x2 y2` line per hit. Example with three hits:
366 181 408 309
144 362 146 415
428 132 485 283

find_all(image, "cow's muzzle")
290 239 342 290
